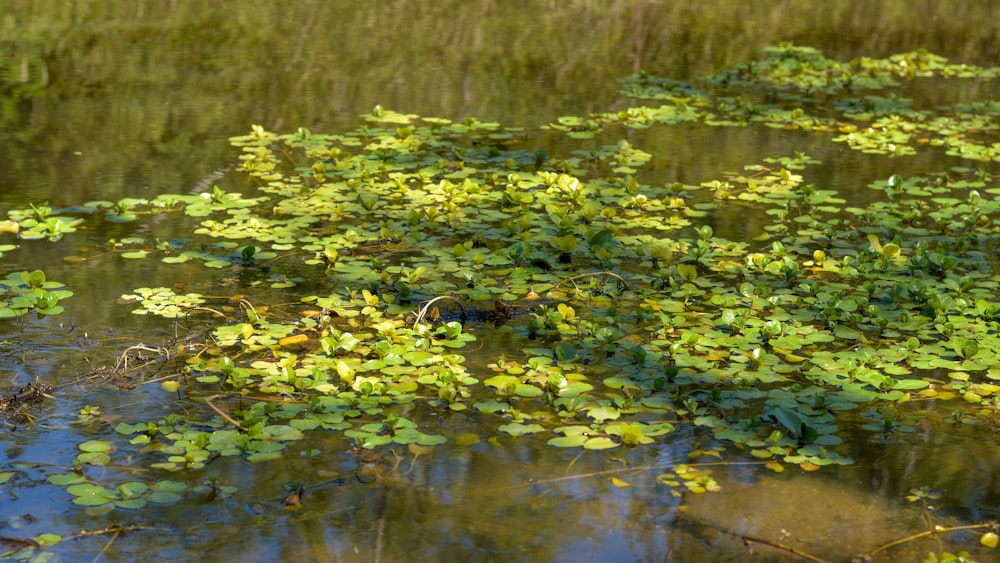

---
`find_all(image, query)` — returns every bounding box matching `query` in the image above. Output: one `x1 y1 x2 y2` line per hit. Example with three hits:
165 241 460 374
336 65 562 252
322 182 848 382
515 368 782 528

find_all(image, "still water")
1 1 999 561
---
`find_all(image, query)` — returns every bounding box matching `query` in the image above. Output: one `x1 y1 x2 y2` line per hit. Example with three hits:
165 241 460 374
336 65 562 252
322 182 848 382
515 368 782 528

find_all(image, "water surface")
1 2 999 561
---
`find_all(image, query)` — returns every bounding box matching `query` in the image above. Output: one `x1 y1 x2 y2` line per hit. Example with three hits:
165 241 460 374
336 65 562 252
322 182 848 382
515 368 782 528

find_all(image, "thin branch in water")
238 299 264 321
551 270 630 294
116 344 170 372
0 536 39 548
203 395 246 431
677 515 830 563
564 450 586 475
91 530 119 563
412 295 464 327
0 524 171 561
739 534 830 563
137 372 185 388
184 306 231 320
70 523 169 541
868 523 996 558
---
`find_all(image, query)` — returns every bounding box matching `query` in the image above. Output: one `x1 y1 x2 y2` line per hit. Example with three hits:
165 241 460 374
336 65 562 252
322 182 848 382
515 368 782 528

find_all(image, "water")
1 1 999 561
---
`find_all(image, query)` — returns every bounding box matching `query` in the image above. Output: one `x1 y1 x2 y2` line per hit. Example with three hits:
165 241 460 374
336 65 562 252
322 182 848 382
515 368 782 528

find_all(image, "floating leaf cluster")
552 43 1000 161
0 270 73 318
2 46 999 520
108 108 999 476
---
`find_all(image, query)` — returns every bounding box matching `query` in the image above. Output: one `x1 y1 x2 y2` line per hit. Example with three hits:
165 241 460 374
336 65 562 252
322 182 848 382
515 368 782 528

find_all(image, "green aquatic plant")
591 43 1000 164
5 203 85 241
1 47 999 556
0 270 73 318
119 287 206 318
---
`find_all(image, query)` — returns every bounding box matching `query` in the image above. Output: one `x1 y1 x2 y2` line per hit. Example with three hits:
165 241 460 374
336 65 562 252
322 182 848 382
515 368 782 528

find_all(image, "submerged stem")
412 295 465 327
551 270 630 293
867 523 995 558
203 395 247 431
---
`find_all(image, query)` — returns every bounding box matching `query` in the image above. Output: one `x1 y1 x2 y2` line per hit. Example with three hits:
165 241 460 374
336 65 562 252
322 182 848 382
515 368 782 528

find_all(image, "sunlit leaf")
981 532 999 549
583 437 620 450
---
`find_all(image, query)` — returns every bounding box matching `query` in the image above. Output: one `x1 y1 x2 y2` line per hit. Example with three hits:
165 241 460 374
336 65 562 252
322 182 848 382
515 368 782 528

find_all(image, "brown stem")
552 270 630 293
412 295 465 327
868 523 995 558
203 395 247 431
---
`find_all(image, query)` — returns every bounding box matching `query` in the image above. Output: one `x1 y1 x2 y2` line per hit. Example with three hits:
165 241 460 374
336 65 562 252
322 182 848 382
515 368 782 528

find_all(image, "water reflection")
182 436 695 562
44 424 983 562
4 370 998 562
868 404 1000 522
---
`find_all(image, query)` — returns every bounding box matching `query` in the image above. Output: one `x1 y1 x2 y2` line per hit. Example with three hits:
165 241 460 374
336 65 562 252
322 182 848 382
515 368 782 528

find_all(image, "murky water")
1 2 999 561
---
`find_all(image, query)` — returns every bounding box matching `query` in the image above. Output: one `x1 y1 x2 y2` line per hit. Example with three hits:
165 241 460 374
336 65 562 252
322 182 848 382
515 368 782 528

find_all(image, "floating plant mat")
2 44 1000 560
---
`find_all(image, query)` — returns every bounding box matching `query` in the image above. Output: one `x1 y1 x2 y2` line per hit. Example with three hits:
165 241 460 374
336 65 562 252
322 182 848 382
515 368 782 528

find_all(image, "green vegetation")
0 270 72 318
1 43 999 562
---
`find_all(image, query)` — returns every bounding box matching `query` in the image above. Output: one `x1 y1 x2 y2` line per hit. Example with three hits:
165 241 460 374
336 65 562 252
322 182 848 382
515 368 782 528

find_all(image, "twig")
184 306 230 320
91 530 119 563
0 524 171 560
679 515 830 563
70 523 168 541
116 344 169 372
740 534 830 562
552 270 630 293
564 450 585 475
868 523 995 558
203 395 246 431
412 296 465 327
0 536 39 547
238 299 261 319
136 372 185 388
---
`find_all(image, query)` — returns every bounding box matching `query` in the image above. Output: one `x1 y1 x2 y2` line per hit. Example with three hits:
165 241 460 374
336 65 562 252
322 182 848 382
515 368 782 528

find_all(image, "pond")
1 2 1000 562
